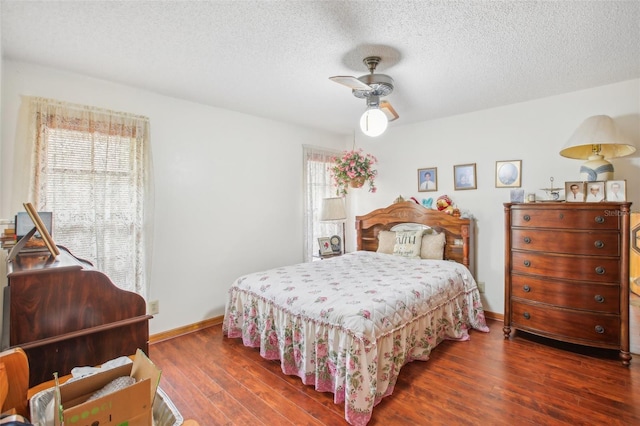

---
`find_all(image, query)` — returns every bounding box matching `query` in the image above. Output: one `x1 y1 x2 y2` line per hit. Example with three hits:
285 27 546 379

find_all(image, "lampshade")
320 197 346 221
560 115 635 181
360 107 388 137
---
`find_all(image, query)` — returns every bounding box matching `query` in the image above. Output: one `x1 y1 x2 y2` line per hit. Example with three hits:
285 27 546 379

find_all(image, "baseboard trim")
150 310 503 345
484 310 503 322
149 315 224 344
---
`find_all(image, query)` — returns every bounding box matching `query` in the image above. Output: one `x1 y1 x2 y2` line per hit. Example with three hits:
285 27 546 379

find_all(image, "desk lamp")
320 197 346 254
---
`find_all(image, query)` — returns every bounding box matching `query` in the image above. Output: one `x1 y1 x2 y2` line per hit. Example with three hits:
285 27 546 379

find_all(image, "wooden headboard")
355 201 476 278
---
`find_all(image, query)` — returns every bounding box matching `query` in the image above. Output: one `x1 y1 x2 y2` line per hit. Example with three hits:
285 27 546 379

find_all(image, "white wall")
0 60 346 334
350 79 640 314
2 60 638 331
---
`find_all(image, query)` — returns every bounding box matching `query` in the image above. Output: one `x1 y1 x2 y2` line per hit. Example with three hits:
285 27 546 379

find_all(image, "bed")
223 201 489 425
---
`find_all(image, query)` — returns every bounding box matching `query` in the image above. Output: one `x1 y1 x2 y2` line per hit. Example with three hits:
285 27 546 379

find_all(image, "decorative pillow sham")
393 230 424 258
420 232 446 260
377 230 396 254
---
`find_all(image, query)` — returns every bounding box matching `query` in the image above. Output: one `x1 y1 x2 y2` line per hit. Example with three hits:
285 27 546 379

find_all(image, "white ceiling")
2 1 639 136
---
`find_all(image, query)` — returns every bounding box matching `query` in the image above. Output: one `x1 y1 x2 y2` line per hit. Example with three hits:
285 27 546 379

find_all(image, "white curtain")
26 97 154 299
302 145 342 262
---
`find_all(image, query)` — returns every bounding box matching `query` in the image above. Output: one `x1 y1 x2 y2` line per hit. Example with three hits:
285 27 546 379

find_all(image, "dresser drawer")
511 301 620 346
511 274 619 313
511 251 619 283
511 208 620 230
511 228 620 256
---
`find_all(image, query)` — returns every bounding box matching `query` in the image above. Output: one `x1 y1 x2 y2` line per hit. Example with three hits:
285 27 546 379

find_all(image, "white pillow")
393 230 424 258
420 232 446 260
377 230 396 254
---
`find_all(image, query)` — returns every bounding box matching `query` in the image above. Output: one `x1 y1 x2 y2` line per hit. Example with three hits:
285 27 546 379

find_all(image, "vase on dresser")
503 202 632 365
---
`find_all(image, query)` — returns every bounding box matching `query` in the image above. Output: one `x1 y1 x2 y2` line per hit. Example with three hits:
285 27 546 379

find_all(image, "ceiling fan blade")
329 76 372 91
380 100 399 122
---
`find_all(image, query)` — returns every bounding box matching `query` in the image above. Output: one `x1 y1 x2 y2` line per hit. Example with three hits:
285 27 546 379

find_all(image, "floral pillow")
393 230 424 258
420 232 446 260
377 230 396 254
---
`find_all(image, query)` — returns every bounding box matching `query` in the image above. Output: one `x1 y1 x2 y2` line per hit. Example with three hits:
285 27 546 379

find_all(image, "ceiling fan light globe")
360 108 388 137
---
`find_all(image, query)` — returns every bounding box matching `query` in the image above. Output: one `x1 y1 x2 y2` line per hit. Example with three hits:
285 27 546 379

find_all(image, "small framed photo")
565 182 586 202
496 160 521 188
454 163 477 190
585 181 605 202
318 237 333 255
606 180 626 201
418 167 437 192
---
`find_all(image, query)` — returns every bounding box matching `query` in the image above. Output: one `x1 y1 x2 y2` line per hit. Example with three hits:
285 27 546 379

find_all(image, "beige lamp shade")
560 115 635 159
560 115 635 181
320 197 346 221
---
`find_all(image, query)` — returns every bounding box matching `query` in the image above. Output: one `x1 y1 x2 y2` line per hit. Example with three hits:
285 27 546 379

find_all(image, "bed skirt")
223 279 488 425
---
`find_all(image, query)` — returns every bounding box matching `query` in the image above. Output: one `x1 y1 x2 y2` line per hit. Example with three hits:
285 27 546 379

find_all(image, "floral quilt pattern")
223 251 489 425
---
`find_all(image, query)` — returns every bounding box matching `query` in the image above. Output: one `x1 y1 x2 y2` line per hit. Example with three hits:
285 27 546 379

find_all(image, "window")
302 145 341 262
27 97 153 298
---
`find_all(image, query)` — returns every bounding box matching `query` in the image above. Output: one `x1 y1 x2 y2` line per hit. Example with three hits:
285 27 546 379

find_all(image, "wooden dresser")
503 202 632 365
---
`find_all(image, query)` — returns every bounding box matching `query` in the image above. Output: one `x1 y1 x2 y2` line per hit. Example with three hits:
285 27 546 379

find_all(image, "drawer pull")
594 240 604 249
524 237 531 244
523 285 531 292
595 216 605 224
594 294 605 303
523 214 531 222
523 312 530 320
595 325 605 334
595 266 605 275
523 260 531 267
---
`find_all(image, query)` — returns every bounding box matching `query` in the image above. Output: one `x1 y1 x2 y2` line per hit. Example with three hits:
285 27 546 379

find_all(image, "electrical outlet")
477 281 485 293
148 300 160 315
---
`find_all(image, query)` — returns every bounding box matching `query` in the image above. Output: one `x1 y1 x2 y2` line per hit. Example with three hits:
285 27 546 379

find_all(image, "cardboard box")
53 349 161 426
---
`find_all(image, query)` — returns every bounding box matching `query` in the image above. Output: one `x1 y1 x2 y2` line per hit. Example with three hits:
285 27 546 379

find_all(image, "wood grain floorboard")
149 319 640 425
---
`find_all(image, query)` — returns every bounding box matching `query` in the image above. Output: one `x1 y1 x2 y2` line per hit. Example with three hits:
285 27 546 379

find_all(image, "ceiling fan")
330 56 399 136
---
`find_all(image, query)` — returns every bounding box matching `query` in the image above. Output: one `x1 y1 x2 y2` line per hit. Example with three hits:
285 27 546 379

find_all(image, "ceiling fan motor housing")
353 74 394 98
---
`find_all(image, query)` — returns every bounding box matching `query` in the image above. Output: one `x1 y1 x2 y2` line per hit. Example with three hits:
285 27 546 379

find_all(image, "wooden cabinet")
4 247 152 386
503 202 632 365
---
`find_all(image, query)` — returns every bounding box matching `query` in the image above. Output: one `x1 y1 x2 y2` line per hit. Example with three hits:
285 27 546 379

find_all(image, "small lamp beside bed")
320 197 346 254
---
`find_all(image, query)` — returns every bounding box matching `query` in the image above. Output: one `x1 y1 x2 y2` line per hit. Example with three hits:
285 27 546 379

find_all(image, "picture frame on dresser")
565 181 586 202
606 180 626 201
585 181 605 202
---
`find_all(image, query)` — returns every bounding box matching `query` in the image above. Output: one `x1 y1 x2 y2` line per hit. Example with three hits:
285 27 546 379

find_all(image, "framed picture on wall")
417 167 437 192
495 160 522 188
454 163 477 190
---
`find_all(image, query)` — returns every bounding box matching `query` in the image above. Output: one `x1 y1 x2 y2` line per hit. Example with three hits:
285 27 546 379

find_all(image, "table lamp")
559 115 635 181
320 197 346 254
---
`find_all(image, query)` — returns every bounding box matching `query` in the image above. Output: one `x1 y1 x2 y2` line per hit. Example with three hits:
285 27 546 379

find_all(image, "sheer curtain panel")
26 97 154 298
303 145 341 262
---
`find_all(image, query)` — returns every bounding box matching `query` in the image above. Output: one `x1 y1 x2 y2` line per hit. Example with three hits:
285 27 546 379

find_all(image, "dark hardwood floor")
149 319 640 425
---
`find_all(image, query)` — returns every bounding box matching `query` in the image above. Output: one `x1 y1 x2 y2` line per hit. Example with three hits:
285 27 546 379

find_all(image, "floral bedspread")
223 251 489 425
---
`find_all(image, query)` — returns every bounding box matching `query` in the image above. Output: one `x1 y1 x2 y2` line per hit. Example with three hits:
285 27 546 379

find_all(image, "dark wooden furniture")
503 202 632 365
355 201 476 277
4 246 151 386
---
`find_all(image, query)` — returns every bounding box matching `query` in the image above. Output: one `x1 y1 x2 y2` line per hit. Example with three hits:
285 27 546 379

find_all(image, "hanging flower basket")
350 176 366 188
330 149 378 195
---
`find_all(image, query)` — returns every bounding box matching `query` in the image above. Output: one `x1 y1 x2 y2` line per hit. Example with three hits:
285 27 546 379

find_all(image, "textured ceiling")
2 1 639 136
